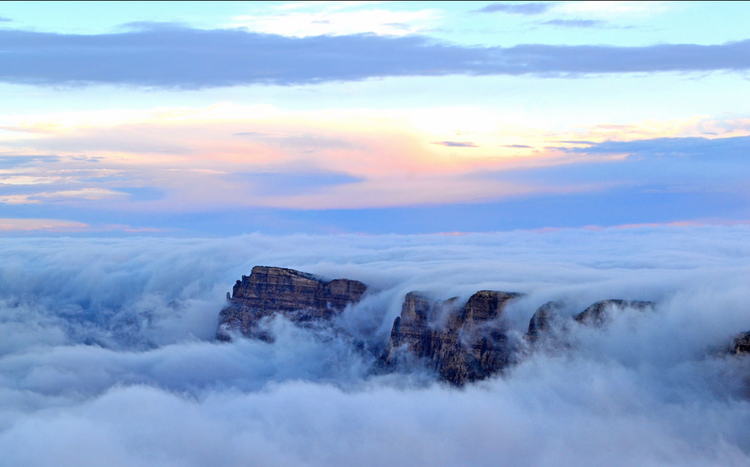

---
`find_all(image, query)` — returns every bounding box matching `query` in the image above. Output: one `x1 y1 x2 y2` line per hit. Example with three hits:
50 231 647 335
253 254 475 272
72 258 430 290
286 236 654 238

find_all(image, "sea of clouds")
1 226 749 466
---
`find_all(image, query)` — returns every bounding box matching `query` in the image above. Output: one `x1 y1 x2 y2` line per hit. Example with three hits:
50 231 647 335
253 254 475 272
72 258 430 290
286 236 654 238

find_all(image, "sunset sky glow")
1 1 749 234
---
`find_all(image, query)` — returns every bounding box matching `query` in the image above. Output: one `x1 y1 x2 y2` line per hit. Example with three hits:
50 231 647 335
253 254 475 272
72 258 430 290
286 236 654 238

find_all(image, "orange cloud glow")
2 104 743 211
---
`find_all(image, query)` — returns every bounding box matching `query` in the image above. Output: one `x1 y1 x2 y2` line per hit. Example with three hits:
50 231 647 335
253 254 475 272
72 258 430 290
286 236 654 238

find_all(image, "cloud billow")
1 26 750 88
1 230 750 465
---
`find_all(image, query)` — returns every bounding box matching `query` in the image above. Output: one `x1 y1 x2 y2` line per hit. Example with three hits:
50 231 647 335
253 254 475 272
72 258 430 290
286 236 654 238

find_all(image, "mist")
1 226 750 466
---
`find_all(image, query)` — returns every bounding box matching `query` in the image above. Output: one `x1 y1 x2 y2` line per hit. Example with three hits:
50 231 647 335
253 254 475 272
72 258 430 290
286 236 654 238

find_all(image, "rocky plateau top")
217 266 749 386
218 265 366 341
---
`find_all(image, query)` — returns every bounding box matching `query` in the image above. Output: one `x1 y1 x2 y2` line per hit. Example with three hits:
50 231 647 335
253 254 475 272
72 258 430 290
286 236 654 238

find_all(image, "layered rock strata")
377 290 522 385
217 266 367 341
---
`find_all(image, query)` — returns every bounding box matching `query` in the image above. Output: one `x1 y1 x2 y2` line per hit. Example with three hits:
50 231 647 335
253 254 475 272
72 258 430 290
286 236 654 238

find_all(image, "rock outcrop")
524 299 657 349
377 290 521 385
216 266 680 386
731 331 750 355
526 301 563 343
574 299 654 327
217 266 367 341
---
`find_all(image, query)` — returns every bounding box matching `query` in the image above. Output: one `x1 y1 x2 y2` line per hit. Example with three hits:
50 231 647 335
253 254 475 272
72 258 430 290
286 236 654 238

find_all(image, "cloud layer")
1 26 749 88
1 228 750 465
3 128 748 233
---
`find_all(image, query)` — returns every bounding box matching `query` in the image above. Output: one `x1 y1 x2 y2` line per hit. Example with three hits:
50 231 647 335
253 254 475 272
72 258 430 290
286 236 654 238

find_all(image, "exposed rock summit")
574 299 655 327
217 266 367 341
526 301 563 343
376 290 522 385
732 331 750 355
217 266 750 387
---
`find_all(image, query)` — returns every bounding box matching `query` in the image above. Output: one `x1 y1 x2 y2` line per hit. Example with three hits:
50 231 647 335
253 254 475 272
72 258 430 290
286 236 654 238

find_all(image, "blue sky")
0 1 748 234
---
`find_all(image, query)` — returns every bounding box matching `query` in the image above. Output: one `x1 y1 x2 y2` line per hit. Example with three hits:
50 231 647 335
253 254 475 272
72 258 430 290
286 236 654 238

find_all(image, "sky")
1 1 748 235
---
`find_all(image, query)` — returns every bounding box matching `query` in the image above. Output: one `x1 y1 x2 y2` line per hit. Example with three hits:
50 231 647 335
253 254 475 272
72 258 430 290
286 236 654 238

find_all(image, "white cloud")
0 194 38 205
0 188 128 206
556 1 672 19
1 227 750 465
231 5 441 37
35 187 128 200
0 175 58 186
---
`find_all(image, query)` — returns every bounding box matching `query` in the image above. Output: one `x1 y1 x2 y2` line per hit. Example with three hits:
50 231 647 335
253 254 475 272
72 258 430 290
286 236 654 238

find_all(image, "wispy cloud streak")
542 19 608 28
432 141 479 148
476 2 552 15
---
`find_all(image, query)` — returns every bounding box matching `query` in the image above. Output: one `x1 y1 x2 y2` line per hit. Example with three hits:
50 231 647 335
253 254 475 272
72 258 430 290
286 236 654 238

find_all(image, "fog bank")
1 227 749 466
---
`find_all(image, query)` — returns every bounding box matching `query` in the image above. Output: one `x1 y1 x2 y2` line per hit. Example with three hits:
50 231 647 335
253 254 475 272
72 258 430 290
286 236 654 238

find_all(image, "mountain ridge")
217 266 748 385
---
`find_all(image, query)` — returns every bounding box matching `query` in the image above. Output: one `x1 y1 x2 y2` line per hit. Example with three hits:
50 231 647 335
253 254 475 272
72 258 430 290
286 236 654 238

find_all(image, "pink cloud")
0 218 89 232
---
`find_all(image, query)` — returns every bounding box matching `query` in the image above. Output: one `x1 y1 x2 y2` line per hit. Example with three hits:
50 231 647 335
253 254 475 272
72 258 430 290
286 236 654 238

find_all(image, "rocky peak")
397 292 437 328
213 266 750 389
378 290 521 386
526 301 564 343
574 299 654 327
458 290 518 325
731 331 750 355
217 266 367 341
523 299 657 350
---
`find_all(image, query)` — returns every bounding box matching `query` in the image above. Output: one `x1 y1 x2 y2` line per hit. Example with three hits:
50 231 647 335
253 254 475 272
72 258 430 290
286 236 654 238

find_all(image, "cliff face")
377 290 521 385
217 266 367 341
